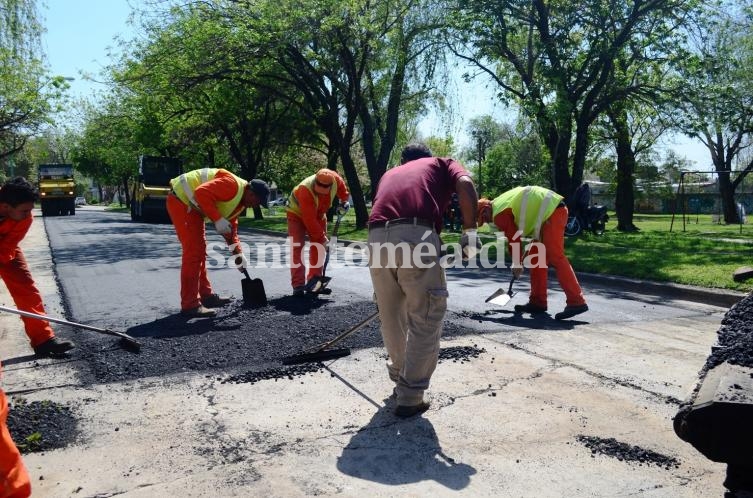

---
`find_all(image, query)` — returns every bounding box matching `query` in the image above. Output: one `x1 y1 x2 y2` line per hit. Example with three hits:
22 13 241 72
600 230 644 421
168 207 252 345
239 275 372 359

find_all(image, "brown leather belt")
368 217 434 230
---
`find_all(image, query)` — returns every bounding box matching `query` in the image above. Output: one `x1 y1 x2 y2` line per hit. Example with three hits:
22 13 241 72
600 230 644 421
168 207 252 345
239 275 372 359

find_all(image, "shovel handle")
0 304 134 341
309 310 380 353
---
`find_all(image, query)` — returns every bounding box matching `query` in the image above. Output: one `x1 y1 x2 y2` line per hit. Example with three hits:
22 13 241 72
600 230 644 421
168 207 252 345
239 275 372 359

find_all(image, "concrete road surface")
0 208 734 497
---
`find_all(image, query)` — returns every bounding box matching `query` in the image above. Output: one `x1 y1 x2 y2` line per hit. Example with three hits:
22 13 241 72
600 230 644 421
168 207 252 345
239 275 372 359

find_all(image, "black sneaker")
292 286 305 297
513 303 547 314
33 337 75 357
394 401 430 418
201 293 232 308
555 304 589 320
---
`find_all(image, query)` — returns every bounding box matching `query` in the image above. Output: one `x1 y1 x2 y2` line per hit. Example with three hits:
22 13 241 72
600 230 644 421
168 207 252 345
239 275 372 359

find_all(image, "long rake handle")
0 304 134 341
312 310 379 353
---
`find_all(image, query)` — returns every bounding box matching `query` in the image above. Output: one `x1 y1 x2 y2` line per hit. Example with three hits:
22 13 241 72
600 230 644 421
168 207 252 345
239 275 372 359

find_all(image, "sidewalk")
1 214 731 497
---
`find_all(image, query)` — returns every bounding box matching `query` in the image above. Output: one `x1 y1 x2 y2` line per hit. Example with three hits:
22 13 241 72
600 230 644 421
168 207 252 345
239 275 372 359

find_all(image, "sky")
41 0 711 170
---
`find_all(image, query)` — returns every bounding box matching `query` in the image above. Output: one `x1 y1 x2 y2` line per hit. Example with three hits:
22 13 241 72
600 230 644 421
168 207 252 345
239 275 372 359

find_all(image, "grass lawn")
240 209 753 292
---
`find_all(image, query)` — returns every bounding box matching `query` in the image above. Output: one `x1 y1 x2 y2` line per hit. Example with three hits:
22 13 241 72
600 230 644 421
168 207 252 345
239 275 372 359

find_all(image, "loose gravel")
576 435 680 469
6 398 78 454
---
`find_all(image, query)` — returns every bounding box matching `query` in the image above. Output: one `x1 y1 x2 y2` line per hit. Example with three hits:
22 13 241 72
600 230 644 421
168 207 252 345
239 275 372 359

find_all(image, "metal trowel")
485 275 517 307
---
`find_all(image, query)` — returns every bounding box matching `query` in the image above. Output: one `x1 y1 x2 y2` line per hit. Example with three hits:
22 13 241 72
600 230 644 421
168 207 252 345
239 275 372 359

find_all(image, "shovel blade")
485 288 516 307
242 278 267 307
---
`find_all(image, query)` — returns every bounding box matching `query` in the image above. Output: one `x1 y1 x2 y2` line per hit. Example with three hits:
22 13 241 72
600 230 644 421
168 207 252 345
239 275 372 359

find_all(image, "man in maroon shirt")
368 143 479 418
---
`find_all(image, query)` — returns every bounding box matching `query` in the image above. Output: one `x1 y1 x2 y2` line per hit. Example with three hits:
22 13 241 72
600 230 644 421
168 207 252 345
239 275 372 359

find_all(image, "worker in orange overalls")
0 177 74 357
477 186 588 320
167 168 270 317
1 364 31 498
286 169 349 296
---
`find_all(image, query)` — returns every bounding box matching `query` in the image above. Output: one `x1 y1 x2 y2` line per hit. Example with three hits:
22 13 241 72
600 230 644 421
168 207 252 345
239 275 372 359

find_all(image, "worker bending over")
168 168 270 317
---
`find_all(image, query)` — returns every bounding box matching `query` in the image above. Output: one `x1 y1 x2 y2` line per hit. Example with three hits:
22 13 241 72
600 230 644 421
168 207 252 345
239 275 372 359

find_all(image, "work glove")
337 201 350 215
214 217 232 235
460 228 482 260
232 252 249 271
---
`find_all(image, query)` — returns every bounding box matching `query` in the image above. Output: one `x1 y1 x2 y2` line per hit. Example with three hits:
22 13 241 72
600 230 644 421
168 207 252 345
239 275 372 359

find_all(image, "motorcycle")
564 183 609 236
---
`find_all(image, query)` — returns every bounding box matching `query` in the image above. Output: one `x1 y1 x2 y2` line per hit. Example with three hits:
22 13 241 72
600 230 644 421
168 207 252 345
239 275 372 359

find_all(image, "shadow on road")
337 400 476 489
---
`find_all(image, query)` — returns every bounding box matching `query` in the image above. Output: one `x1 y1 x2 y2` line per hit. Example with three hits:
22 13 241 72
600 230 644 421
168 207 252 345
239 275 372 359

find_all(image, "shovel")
240 267 267 307
307 205 348 294
485 275 517 307
0 304 141 352
282 310 379 365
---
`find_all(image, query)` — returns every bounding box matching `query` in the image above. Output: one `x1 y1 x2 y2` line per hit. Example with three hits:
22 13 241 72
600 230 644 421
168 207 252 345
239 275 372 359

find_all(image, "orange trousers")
167 194 214 311
0 248 55 348
0 389 31 498
287 214 326 289
527 207 586 308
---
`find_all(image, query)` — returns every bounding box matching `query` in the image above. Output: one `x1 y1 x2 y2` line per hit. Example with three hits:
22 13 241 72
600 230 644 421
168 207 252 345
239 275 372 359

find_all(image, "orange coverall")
0 216 55 348
494 206 586 309
167 171 244 311
287 176 349 288
1 364 32 498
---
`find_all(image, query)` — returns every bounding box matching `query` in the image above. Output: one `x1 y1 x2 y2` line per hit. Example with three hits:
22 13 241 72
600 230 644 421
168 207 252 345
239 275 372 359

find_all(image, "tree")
674 2 753 223
235 0 447 227
0 0 67 163
481 121 549 198
450 0 699 202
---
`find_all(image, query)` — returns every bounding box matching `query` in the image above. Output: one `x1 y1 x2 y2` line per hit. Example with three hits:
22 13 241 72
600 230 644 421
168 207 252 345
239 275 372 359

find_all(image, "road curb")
242 227 750 309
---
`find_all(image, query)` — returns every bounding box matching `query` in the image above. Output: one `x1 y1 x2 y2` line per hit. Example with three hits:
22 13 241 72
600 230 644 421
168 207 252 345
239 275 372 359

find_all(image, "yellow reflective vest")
170 168 247 220
286 174 338 218
491 186 563 239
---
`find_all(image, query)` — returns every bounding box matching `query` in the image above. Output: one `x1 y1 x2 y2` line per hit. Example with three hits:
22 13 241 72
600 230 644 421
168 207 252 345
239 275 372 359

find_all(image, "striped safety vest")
170 168 247 220
286 174 338 217
491 186 563 240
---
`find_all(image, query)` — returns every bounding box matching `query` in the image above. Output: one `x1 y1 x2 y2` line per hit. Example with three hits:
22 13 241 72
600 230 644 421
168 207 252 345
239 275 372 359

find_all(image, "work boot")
394 401 431 418
201 293 232 308
181 305 216 318
33 337 75 357
554 304 589 320
514 302 547 314
292 286 305 297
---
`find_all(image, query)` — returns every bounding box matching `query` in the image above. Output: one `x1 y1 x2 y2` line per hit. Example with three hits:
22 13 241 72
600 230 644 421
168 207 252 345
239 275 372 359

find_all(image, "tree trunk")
122 176 131 208
608 107 638 231
719 172 739 224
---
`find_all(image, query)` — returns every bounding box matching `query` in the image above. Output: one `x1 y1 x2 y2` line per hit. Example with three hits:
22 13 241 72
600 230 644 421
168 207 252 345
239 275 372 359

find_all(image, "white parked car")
269 197 287 206
75 197 87 206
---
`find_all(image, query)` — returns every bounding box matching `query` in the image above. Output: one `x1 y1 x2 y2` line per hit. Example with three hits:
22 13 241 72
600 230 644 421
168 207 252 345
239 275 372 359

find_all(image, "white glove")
337 201 350 215
214 218 232 235
460 229 482 260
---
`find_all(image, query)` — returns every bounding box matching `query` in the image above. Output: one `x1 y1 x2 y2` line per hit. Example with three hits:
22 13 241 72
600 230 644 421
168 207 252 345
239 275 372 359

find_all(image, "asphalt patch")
6 397 79 454
438 345 486 363
60 293 482 385
222 362 323 385
576 435 680 469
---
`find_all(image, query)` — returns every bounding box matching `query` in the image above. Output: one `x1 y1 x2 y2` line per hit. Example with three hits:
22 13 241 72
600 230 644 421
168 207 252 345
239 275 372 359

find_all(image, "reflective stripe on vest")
170 168 247 219
286 174 337 217
491 186 563 240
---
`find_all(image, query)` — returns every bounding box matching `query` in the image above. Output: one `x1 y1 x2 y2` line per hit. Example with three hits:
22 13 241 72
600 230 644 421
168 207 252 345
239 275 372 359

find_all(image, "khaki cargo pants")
368 224 447 406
